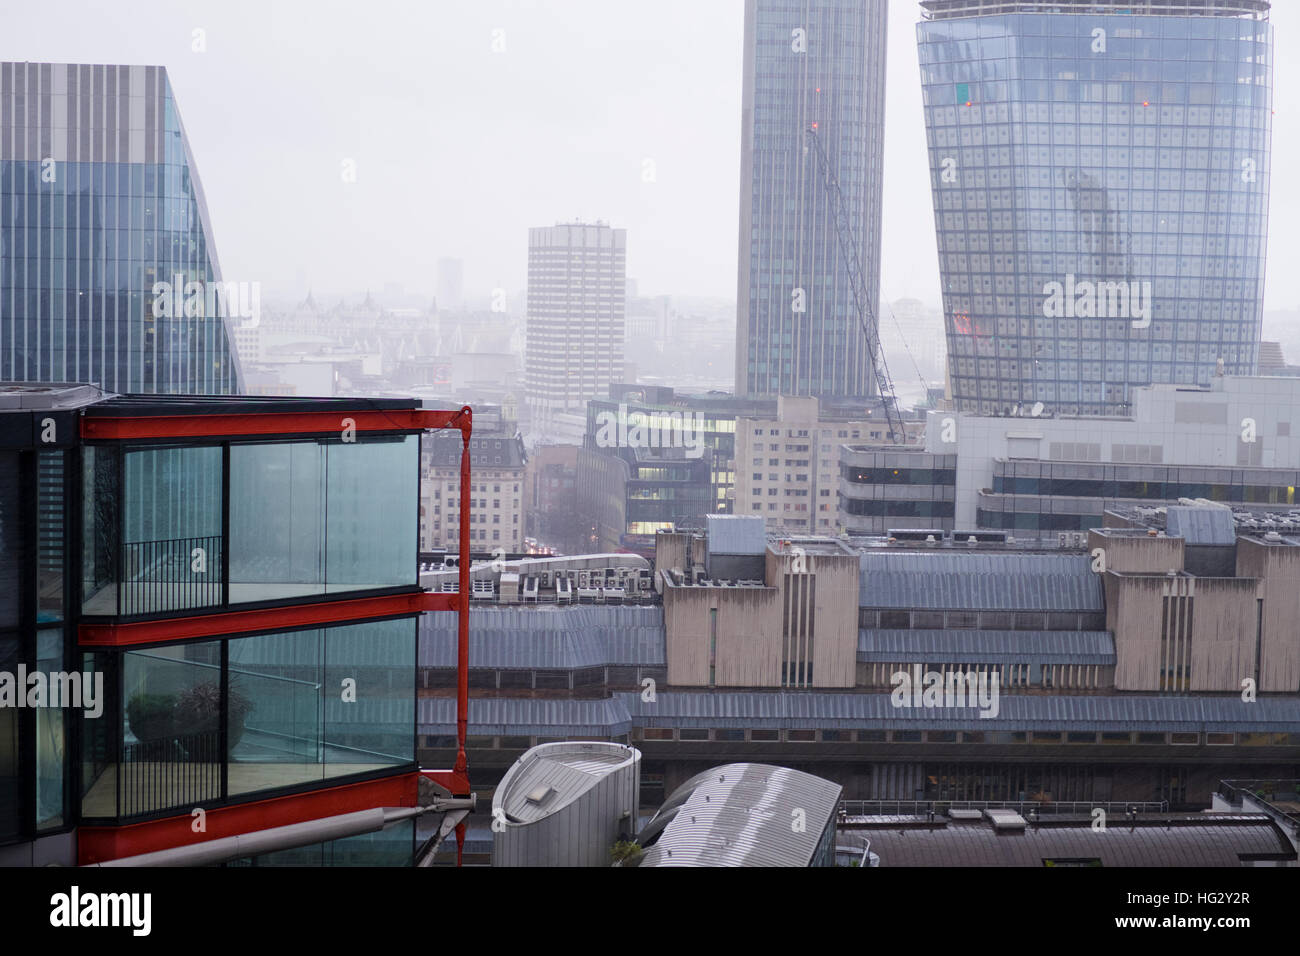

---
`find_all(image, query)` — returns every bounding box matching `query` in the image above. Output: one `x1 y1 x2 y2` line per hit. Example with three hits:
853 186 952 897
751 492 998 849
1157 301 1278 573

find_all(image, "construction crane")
805 123 906 444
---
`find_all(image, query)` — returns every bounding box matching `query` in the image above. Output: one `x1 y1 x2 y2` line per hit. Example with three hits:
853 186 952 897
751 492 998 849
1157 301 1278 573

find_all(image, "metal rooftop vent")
525 785 556 805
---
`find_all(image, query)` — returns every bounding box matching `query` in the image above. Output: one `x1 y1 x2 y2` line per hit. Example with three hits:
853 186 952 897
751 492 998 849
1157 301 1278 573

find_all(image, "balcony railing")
120 730 223 818
120 534 223 615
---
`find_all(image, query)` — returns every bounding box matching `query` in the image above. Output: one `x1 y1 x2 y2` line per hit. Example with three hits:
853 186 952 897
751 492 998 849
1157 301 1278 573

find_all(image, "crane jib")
805 125 906 445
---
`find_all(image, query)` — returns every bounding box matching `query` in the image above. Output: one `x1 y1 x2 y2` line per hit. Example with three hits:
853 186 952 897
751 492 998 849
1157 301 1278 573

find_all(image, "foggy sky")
2 0 1297 310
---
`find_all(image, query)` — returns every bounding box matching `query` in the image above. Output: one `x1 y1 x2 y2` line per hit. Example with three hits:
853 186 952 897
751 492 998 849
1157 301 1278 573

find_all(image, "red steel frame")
416 407 474 866
76 405 476 866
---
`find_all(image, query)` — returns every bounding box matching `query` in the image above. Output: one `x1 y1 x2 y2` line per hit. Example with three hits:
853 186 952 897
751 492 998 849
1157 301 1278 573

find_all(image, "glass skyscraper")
918 0 1272 415
736 0 888 403
0 62 241 395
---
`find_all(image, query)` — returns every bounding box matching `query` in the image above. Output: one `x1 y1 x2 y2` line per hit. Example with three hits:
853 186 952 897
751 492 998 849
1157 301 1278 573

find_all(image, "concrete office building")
917 1 1273 414
736 0 888 402
736 395 889 534
0 62 243 394
840 375 1300 536
525 222 626 418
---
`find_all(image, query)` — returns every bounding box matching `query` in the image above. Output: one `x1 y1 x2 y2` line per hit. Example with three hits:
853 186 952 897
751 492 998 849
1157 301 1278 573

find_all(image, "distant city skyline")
4 1 1299 313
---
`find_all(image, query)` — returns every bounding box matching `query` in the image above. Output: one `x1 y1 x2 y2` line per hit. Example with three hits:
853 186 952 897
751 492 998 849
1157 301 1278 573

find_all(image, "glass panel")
35 629 67 830
80 651 117 819
84 444 224 616
0 452 22 629
230 436 417 603
116 643 223 817
230 441 325 603
37 451 65 624
121 445 224 615
323 618 415 770
325 436 418 592
229 618 415 798
82 445 120 615
0 636 19 841
228 629 324 794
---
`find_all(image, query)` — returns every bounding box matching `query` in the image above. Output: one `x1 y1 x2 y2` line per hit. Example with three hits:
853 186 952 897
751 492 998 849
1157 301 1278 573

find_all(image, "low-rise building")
422 408 527 552
840 375 1300 539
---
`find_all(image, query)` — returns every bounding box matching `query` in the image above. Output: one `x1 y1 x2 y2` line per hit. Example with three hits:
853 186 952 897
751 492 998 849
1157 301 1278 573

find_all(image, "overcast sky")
3 0 1297 310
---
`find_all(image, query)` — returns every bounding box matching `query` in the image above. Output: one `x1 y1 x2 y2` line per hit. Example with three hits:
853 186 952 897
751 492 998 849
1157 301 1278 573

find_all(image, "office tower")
436 256 463 313
525 221 626 417
918 1 1273 415
735 0 888 403
0 62 242 394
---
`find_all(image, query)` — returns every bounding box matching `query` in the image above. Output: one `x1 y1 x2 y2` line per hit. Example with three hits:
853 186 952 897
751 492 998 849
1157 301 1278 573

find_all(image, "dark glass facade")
918 2 1272 414
737 0 888 401
1 392 429 865
0 62 241 394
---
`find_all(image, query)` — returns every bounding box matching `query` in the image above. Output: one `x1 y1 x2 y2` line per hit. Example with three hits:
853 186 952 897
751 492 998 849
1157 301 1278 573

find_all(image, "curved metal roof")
492 742 639 826
638 763 841 867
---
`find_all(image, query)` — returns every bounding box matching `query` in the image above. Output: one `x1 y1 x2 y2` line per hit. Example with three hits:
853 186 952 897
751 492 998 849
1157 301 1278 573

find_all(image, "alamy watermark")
151 275 260 329
594 403 705 459
0 666 104 718
1042 274 1151 329
890 664 1000 719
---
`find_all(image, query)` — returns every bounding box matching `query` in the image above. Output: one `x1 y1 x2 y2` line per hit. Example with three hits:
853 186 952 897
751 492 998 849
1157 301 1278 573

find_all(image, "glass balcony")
82 435 418 617
80 617 417 821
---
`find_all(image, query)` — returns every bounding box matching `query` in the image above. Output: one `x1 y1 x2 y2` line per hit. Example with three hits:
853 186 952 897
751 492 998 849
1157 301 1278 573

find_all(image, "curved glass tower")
918 1 1272 415
0 62 242 394
736 0 888 403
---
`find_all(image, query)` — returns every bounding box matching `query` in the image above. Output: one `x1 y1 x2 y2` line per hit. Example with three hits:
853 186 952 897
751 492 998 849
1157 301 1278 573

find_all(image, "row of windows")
843 499 955 519
924 80 1268 109
990 476 1297 503
843 466 957 486
860 609 1106 631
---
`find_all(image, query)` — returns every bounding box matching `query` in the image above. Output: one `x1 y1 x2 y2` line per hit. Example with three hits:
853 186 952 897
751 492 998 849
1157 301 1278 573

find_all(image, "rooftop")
636 763 842 867
1107 505 1300 544
860 814 1293 867
492 742 640 825
919 0 1270 21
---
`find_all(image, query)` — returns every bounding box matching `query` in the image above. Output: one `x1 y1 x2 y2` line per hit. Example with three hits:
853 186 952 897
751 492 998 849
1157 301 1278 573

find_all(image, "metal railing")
1217 780 1300 827
839 798 1168 817
120 730 222 817
121 534 223 615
